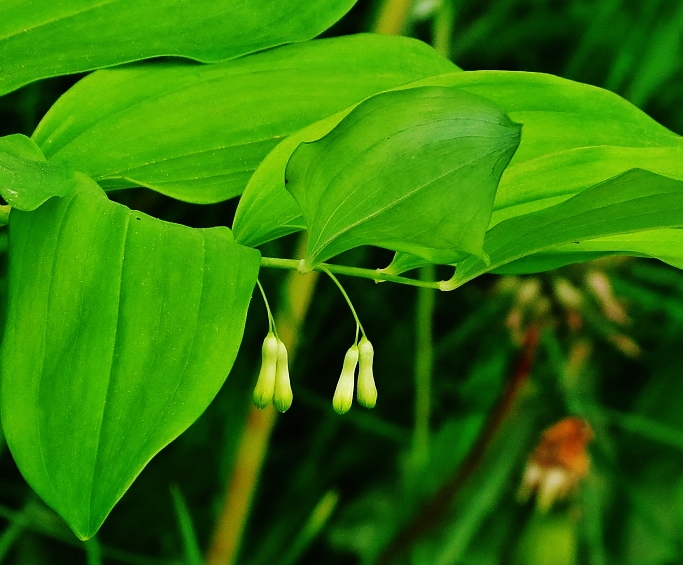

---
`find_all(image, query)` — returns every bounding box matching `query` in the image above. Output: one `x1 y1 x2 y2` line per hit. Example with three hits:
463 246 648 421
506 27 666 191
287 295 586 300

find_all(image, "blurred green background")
2 0 683 563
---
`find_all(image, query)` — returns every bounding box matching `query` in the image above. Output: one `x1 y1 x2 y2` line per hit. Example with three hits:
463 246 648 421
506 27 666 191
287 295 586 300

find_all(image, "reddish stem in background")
376 322 542 565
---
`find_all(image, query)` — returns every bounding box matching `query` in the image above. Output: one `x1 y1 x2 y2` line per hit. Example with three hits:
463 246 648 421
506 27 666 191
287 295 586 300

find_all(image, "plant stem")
376 322 542 565
260 256 450 290
320 266 366 339
277 491 339 565
374 0 414 35
84 538 103 565
0 519 23 561
206 237 319 565
170 486 203 565
256 279 276 334
412 264 435 467
432 0 455 59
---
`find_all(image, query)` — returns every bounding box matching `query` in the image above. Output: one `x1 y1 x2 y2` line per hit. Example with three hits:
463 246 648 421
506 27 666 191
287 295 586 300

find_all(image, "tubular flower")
273 339 293 413
252 332 278 409
333 344 359 415
356 337 377 408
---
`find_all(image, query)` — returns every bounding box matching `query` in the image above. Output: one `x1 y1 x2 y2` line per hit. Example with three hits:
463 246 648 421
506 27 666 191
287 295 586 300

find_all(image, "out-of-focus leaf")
0 134 76 210
285 86 521 267
170 486 203 565
0 0 358 96
33 35 456 204
0 176 260 539
450 170 683 288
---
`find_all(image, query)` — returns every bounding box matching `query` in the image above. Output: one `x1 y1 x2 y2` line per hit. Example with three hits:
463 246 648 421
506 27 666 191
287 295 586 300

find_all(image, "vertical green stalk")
278 491 339 565
206 237 319 565
83 537 102 565
374 0 414 35
432 0 455 59
0 520 23 561
170 485 203 565
413 264 435 467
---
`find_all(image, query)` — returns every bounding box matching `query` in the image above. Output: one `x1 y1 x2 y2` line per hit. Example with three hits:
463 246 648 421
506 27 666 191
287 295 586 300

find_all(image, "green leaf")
33 35 457 204
285 86 521 267
0 134 77 210
449 170 683 288
414 71 683 226
0 0 358 96
232 111 348 247
238 69 682 254
381 70 683 276
0 176 260 539
380 251 432 277
491 229 683 275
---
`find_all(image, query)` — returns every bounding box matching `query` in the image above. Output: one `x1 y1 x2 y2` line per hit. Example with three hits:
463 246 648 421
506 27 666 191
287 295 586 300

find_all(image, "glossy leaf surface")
237 70 683 254
491 229 683 274
33 35 456 204
382 71 683 276
0 134 76 210
0 178 260 539
450 170 683 287
232 112 348 247
419 71 683 226
0 0 357 95
285 86 521 267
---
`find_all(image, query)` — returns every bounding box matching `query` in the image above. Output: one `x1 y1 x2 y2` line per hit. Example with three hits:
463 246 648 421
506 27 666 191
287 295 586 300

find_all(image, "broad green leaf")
381 71 683 276
236 70 683 253
412 71 683 225
285 86 521 268
0 134 77 210
233 112 348 247
0 0 358 96
448 170 683 288
33 35 457 204
0 176 260 539
491 229 683 275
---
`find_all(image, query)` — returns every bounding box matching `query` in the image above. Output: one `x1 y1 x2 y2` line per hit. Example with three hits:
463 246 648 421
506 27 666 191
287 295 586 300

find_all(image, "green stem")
432 0 455 59
320 266 366 339
413 264 435 466
260 256 452 290
207 237 319 565
84 538 103 565
374 0 414 35
0 519 23 561
256 279 277 335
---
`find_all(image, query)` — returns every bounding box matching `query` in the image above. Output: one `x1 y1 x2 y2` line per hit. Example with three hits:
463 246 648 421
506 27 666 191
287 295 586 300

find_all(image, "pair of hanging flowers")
332 336 376 414
252 331 293 413
252 271 377 414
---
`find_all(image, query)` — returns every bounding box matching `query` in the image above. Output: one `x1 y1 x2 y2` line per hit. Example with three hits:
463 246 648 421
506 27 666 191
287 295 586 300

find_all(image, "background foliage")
1 0 683 564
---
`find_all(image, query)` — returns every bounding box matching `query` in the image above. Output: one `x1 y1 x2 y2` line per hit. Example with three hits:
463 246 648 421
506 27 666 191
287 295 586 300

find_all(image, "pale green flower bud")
356 337 377 409
333 345 358 415
273 339 293 413
252 332 278 409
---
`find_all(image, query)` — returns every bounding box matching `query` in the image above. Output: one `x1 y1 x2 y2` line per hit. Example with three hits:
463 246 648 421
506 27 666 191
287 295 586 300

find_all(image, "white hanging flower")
252 332 278 409
333 345 359 415
273 339 293 413
356 337 377 409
